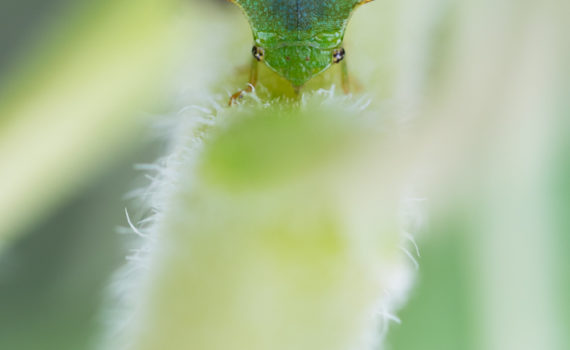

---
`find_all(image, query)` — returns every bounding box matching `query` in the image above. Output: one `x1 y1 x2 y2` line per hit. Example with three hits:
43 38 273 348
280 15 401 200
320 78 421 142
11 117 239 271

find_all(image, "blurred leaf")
387 224 477 350
0 0 181 245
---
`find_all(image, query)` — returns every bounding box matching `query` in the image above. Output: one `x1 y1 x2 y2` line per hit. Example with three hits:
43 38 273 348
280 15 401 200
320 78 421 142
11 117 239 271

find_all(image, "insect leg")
229 58 259 106
355 0 375 9
341 59 350 94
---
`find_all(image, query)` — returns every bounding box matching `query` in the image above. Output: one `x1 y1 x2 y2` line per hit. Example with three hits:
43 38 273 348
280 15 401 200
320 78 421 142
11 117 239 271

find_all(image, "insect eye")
252 46 265 61
332 48 345 64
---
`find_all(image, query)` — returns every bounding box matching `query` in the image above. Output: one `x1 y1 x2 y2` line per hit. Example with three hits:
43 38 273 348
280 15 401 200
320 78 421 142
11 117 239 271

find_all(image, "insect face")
229 0 377 101
261 45 337 89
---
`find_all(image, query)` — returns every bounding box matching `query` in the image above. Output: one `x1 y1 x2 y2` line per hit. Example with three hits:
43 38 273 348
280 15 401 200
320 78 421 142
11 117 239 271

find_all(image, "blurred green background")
0 0 169 348
0 146 158 350
0 0 568 349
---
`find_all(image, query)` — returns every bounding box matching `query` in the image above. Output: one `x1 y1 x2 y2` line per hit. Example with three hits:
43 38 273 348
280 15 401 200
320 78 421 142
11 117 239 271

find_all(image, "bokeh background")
0 0 568 349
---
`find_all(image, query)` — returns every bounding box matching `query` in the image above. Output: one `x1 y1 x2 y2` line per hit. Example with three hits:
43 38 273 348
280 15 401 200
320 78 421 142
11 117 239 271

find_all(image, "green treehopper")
228 0 375 105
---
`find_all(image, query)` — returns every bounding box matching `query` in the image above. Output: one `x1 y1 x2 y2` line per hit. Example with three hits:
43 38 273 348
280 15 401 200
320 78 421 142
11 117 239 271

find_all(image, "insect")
228 0 375 105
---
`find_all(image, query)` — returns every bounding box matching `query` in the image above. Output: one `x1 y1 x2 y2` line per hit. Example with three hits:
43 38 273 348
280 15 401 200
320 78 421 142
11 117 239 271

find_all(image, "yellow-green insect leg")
229 58 258 106
341 59 350 94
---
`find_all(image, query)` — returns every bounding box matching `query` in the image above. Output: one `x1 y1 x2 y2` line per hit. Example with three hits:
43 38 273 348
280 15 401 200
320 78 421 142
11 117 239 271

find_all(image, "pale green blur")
0 0 182 244
120 100 404 350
